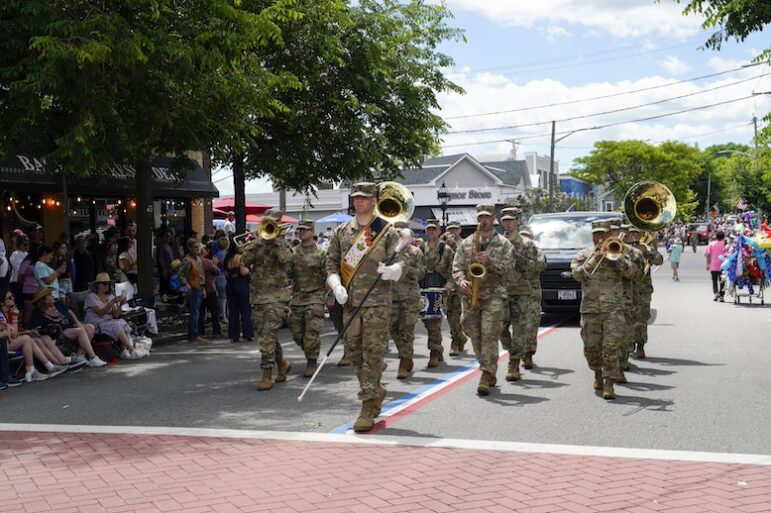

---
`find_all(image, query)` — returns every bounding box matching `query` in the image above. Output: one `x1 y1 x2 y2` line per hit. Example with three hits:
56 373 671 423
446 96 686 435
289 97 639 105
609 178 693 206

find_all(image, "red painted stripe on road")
368 324 561 434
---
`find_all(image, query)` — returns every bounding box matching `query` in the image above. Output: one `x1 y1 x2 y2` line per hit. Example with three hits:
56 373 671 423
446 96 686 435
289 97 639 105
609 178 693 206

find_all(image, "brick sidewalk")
2 431 771 513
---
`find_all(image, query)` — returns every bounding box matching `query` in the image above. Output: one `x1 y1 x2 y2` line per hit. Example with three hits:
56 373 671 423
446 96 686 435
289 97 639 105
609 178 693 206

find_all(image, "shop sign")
445 189 493 201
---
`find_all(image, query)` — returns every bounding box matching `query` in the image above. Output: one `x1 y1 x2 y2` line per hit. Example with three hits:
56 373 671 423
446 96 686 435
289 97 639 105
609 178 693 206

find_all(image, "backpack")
92 333 118 364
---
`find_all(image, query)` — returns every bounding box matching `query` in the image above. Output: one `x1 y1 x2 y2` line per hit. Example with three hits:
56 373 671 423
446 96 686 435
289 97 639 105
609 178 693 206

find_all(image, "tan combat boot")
275 359 291 382
506 359 521 381
477 371 491 396
438 347 445 362
449 340 459 357
373 385 387 417
303 359 317 378
427 350 440 368
593 370 603 390
602 378 616 400
616 369 627 384
337 353 350 366
256 368 273 391
458 335 468 352
353 399 378 433
396 358 413 380
635 343 646 359
523 351 534 369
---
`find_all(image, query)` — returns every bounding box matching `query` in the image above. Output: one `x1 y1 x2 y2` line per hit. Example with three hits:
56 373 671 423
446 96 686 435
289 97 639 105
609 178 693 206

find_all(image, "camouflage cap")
500 207 522 221
627 226 642 233
519 226 533 237
476 204 496 217
350 182 376 198
425 219 441 229
447 220 462 229
591 220 611 233
297 219 314 231
263 209 283 222
393 221 410 229
608 218 622 230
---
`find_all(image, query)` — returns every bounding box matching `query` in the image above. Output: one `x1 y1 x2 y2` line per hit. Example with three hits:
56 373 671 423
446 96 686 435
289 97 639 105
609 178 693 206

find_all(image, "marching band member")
420 219 454 369
451 204 515 396
629 227 663 359
519 226 546 364
441 221 468 356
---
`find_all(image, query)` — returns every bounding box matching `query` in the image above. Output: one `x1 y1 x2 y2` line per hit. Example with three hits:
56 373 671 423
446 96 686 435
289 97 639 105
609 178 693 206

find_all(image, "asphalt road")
2 245 770 455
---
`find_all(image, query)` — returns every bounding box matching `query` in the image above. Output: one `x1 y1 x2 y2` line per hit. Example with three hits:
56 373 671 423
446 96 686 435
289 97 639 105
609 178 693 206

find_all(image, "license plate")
558 290 577 300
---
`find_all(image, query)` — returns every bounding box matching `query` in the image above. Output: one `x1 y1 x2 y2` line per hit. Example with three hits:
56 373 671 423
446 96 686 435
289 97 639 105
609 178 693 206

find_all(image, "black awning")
0 155 219 198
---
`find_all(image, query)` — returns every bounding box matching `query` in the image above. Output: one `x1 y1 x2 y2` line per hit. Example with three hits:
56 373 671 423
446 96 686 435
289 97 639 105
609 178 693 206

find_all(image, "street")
3 246 771 513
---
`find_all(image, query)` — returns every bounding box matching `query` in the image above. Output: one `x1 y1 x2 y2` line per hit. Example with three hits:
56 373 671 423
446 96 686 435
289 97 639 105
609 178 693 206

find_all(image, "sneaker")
0 381 7 390
48 365 67 378
25 369 49 382
121 349 132 360
87 356 107 368
70 354 87 365
67 359 87 370
2 375 22 387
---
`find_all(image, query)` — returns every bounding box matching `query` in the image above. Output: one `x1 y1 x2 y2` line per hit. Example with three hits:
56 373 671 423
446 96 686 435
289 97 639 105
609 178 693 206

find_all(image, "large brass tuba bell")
623 181 677 232
374 181 415 224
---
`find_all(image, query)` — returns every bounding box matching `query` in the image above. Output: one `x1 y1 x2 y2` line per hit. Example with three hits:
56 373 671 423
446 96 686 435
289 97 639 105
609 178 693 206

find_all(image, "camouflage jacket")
451 231 514 302
637 243 664 295
392 244 425 302
620 244 646 308
571 244 637 314
289 243 327 306
525 241 547 296
504 232 545 296
421 240 454 289
241 238 293 305
325 217 403 308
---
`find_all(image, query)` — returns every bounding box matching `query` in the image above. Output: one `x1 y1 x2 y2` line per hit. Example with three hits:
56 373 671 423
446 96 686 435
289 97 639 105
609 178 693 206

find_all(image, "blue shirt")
669 243 683 263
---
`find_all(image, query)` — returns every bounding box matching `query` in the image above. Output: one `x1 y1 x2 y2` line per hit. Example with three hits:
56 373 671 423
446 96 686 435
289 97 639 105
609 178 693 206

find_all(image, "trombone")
233 219 292 247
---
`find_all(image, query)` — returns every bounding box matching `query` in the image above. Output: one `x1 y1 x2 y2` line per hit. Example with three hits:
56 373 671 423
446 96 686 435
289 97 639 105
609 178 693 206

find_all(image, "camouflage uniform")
289 239 327 361
616 227 645 373
441 223 466 352
633 242 663 352
389 241 425 362
241 211 293 374
326 207 403 403
451 206 514 390
571 222 637 387
420 227 454 359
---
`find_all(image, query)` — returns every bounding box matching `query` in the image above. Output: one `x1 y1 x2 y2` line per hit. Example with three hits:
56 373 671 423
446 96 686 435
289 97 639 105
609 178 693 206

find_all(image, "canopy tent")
251 214 299 224
212 197 272 215
316 211 353 224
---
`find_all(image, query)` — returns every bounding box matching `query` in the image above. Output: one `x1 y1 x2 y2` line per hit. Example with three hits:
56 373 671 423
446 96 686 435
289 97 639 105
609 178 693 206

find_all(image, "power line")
445 71 768 135
445 62 763 120
441 94 756 148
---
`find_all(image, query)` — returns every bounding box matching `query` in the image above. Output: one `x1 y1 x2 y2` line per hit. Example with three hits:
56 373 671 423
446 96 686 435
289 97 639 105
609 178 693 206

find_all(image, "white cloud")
544 25 571 42
445 0 701 38
659 56 691 75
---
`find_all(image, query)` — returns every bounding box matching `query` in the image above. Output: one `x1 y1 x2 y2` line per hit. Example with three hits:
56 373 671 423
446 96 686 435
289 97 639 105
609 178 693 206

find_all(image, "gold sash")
341 216 391 287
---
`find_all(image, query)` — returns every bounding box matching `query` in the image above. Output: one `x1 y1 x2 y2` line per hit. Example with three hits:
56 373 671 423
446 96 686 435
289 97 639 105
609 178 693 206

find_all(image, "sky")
214 0 771 196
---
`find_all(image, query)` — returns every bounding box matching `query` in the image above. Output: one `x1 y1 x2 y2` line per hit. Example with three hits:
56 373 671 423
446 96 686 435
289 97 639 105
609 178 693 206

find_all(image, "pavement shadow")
618 381 675 392
642 356 723 367
480 389 550 407
528 366 575 380
514 379 569 390
373 427 440 439
610 395 675 414
626 364 675 377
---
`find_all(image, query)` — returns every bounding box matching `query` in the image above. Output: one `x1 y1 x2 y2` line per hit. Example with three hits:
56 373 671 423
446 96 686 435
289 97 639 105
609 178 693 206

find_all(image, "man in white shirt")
223 211 236 235
0 237 8 297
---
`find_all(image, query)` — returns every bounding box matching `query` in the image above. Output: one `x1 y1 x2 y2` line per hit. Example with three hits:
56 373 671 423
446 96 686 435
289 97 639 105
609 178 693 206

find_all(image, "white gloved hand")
326 274 349 305
378 262 403 281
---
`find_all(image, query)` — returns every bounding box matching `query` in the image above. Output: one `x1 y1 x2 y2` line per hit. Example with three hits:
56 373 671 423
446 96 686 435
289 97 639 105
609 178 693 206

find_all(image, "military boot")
427 350 440 368
449 340 459 357
602 378 616 400
303 359 317 378
396 358 413 380
635 343 646 359
593 370 603 390
477 371 492 396
373 385 387 417
523 351 534 369
256 368 273 391
506 359 521 381
438 347 445 362
275 359 291 382
337 353 350 366
616 369 627 384
353 399 378 433
458 335 468 352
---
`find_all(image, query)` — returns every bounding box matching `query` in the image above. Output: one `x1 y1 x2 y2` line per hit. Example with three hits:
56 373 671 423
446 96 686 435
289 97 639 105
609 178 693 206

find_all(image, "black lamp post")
437 181 449 228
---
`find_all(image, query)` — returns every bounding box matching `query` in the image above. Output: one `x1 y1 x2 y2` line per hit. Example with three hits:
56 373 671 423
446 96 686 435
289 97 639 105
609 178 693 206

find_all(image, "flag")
565 203 576 212
737 198 747 210
712 203 719 215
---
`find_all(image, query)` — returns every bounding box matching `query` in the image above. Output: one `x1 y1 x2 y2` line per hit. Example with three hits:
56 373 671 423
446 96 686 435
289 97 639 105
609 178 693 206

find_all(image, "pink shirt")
705 240 725 272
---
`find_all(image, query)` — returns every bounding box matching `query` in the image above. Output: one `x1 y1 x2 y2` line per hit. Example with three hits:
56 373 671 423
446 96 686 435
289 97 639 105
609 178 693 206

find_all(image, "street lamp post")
437 181 449 229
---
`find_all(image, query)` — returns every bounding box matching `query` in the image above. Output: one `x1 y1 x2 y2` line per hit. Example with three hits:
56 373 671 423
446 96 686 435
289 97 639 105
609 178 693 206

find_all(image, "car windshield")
529 217 600 251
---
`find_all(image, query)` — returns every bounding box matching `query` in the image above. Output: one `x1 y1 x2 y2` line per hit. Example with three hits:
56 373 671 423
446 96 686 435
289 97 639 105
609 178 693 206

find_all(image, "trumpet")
468 225 486 310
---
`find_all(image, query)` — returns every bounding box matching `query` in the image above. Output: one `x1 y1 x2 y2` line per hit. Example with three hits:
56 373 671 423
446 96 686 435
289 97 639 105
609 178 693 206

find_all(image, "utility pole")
705 171 712 222
753 115 763 221
549 120 556 212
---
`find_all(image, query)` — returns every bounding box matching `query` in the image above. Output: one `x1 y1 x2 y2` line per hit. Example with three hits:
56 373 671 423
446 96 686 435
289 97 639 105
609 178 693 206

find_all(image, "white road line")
1 423 769 466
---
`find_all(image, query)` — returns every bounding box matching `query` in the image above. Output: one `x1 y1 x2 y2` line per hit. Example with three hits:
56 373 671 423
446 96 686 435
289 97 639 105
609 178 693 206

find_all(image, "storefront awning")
431 207 498 226
0 155 219 198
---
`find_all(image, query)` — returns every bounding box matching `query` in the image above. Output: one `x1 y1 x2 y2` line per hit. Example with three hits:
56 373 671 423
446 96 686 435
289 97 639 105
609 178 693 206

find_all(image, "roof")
395 153 527 187
481 160 528 187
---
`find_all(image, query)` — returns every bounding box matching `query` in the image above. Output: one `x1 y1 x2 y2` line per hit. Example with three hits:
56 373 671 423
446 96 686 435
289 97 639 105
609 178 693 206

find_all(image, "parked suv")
528 211 622 313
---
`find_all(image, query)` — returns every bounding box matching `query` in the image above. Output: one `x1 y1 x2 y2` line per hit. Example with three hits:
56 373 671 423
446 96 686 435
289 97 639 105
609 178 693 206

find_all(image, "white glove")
378 262 403 281
326 274 348 305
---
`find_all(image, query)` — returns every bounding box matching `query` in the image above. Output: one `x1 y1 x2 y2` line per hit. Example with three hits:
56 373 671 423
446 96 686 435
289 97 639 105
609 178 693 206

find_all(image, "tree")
214 0 464 211
0 0 298 292
512 189 593 220
709 146 771 215
572 140 701 221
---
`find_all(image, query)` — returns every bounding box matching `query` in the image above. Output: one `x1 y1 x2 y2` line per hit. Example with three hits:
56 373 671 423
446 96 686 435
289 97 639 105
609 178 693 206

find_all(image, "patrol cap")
627 226 642 233
476 204 495 217
425 219 441 229
447 220 461 229
296 219 314 231
608 219 622 230
591 220 611 233
263 209 283 222
519 226 533 238
500 207 522 221
393 221 410 229
350 182 376 198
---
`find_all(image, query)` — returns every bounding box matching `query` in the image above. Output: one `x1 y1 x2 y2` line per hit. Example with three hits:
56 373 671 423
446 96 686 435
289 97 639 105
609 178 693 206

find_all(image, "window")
604 201 614 212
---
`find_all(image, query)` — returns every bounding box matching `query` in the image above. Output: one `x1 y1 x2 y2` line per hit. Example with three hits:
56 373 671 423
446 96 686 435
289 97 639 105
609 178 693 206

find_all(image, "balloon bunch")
722 234 771 292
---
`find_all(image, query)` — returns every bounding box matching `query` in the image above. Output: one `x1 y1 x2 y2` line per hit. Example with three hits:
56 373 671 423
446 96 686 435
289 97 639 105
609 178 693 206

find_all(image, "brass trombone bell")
374 181 415 224
258 219 291 240
623 181 677 232
601 237 623 261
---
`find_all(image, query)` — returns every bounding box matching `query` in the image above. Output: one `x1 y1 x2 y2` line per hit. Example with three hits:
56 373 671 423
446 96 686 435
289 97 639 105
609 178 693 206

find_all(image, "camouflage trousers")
345 305 390 401
462 296 504 376
580 310 625 380
634 293 652 346
528 292 542 343
252 302 285 370
289 303 325 360
445 290 465 343
389 297 420 360
621 309 636 369
499 294 534 359
422 317 443 352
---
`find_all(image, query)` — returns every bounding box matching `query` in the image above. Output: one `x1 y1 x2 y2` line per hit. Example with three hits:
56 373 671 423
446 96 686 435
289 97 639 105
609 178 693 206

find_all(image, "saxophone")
468 224 487 310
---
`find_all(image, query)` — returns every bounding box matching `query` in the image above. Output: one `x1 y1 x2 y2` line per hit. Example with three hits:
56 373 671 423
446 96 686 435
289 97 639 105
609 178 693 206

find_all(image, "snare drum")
419 288 444 318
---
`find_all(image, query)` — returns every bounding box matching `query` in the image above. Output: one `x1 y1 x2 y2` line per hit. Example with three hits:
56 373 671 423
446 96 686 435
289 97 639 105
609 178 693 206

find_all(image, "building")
241 153 536 231
559 174 601 205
